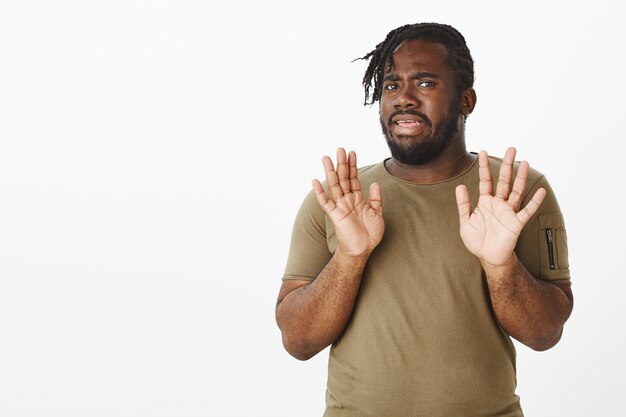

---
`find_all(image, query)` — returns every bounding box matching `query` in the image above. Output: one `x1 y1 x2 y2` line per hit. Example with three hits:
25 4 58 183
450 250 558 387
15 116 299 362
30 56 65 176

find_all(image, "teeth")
396 120 421 124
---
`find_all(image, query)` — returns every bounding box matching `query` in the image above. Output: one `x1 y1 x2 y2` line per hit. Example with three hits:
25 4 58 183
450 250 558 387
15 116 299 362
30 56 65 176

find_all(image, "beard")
380 99 462 165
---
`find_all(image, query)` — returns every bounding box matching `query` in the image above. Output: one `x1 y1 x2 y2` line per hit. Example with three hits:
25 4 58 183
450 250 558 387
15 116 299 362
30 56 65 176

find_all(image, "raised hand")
455 147 546 268
312 148 384 257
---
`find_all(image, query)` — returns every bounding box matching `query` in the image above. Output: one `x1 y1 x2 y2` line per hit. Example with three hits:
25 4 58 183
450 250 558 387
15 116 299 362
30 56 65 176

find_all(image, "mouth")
391 116 426 136
394 119 424 126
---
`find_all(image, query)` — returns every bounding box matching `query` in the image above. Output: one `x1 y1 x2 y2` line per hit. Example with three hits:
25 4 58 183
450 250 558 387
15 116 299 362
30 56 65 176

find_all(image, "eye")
384 83 399 91
417 81 435 87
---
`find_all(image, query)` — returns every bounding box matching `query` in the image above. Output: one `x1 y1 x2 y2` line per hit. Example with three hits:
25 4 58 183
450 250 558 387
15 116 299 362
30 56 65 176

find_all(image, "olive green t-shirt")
283 156 570 417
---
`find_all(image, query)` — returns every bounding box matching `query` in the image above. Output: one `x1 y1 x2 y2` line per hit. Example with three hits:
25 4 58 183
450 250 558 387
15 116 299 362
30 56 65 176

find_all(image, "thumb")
455 184 471 224
368 182 382 213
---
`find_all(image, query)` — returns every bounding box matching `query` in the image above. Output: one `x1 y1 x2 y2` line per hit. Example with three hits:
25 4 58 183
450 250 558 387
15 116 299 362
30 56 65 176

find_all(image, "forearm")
483 255 573 351
276 250 369 360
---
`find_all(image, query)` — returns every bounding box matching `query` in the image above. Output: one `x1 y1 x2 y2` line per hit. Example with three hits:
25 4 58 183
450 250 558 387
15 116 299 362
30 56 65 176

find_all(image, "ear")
460 88 477 117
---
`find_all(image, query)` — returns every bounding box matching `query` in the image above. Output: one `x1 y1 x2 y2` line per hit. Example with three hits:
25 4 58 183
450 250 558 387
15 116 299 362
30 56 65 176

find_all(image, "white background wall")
0 1 624 416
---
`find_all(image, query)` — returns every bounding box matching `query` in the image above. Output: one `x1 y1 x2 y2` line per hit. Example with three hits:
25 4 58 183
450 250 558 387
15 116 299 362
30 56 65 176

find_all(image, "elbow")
281 333 322 361
277 317 325 360
528 340 558 352
276 307 326 361
525 328 564 352
285 346 316 361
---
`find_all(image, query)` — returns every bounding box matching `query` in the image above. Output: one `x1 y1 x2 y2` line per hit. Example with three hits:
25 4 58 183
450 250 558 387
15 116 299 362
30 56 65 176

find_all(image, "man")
275 23 573 416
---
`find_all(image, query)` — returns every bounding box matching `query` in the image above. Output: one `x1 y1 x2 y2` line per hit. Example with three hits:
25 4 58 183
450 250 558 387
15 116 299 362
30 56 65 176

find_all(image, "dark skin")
380 40 477 182
276 40 573 360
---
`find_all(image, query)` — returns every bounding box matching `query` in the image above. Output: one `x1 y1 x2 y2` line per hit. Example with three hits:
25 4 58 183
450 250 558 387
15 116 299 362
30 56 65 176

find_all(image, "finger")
368 182 382 214
336 148 351 194
455 184 471 224
508 160 528 211
495 147 516 199
516 187 546 225
312 179 336 213
322 155 343 201
348 151 361 193
478 150 493 196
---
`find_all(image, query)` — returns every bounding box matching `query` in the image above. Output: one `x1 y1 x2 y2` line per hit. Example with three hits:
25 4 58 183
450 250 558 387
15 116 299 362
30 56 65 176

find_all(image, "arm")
482 257 573 351
276 148 384 360
276 251 370 360
455 148 573 351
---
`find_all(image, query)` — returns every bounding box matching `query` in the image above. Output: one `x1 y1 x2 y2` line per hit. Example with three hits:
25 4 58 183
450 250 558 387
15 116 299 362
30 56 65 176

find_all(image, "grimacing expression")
379 39 465 165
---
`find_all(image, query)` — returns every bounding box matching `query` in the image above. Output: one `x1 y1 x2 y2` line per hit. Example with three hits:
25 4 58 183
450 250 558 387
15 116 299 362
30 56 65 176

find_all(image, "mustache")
387 110 432 128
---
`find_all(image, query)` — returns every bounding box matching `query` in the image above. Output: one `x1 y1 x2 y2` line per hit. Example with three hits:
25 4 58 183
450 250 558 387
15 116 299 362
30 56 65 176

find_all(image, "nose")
394 85 419 109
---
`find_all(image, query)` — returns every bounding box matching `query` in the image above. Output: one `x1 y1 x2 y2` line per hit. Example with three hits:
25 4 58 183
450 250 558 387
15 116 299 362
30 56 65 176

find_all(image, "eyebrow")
382 72 441 82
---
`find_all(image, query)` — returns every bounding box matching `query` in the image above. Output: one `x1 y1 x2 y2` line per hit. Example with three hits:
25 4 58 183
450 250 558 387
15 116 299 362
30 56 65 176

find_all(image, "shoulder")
296 187 325 228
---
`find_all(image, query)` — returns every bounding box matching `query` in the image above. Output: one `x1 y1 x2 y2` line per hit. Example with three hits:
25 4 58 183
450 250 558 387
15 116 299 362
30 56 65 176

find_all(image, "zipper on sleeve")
545 228 555 270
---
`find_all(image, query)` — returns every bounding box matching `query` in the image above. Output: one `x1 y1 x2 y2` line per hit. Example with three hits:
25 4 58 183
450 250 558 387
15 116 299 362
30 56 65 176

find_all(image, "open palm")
312 148 384 257
455 148 546 267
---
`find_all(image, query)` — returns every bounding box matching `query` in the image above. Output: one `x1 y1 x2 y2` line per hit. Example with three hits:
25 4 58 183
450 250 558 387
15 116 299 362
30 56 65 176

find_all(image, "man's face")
379 39 463 165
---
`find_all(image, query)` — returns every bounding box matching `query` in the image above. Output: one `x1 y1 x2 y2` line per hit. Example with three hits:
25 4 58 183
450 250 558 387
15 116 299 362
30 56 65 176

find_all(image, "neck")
384 137 476 183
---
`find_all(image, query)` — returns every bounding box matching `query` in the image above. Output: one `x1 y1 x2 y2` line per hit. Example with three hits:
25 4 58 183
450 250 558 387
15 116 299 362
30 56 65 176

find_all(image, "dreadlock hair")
358 23 474 106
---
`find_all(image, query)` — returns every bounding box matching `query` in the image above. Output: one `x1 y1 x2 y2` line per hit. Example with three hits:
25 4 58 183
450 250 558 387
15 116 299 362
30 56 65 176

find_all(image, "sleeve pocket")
538 213 570 279
556 227 569 269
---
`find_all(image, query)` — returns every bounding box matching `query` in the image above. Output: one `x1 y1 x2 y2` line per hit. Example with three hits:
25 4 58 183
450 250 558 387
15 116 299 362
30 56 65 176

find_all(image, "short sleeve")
515 172 571 286
282 189 333 281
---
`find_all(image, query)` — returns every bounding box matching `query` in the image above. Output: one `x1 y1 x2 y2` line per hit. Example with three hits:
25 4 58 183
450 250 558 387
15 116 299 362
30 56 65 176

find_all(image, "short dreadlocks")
358 23 474 106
